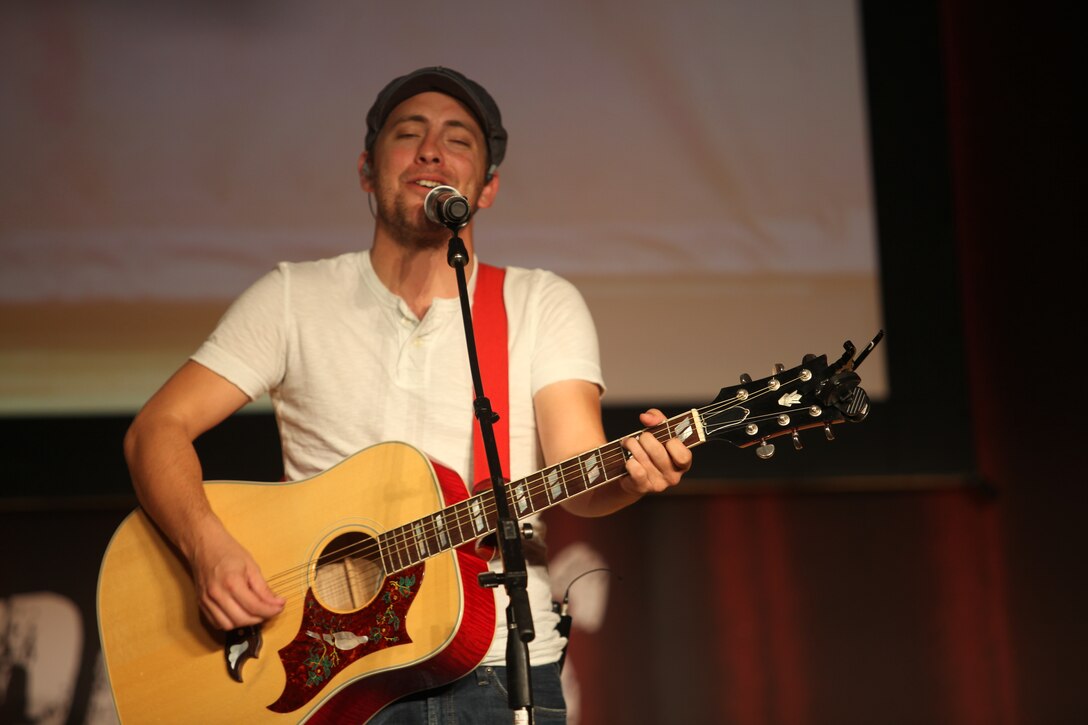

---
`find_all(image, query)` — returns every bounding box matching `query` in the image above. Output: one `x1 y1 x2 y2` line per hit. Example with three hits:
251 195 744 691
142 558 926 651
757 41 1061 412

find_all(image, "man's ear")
476 170 500 210
358 152 374 192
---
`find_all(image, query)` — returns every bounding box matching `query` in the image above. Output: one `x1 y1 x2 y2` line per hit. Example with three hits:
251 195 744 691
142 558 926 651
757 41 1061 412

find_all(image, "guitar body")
97 442 495 724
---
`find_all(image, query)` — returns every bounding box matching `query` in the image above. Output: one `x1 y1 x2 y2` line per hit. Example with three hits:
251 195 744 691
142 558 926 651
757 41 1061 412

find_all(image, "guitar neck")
379 409 707 573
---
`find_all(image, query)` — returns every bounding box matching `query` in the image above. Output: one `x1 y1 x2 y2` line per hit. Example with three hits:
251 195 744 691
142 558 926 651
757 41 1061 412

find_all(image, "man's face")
363 91 498 248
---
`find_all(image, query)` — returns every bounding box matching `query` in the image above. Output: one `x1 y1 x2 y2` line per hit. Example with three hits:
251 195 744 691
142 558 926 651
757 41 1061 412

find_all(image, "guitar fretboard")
378 409 705 573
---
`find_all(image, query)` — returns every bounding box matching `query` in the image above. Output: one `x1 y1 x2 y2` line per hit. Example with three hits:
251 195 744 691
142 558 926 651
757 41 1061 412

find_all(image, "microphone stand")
446 227 536 724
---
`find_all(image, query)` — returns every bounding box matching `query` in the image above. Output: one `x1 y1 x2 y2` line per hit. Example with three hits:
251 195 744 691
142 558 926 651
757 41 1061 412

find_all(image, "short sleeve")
525 271 605 397
190 265 289 400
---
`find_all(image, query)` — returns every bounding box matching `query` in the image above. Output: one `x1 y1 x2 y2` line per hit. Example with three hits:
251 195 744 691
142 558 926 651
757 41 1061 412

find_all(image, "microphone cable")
552 567 614 673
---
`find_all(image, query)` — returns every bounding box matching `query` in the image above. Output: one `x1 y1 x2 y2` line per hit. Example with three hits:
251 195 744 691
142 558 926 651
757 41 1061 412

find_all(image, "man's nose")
417 134 442 165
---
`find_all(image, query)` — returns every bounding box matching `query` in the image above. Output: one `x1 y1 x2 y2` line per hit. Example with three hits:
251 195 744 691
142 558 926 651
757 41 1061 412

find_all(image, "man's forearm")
124 416 217 562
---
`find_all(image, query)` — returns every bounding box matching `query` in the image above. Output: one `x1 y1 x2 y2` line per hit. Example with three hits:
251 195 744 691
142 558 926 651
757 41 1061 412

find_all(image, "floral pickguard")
268 563 424 713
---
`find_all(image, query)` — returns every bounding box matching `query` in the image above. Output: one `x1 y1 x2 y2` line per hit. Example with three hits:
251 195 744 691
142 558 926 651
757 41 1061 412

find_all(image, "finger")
245 580 287 617
621 436 651 491
665 438 694 473
638 431 691 487
200 596 234 631
622 455 653 494
639 408 666 426
639 408 693 476
203 568 267 627
248 569 287 609
227 575 283 622
202 585 261 629
641 429 679 472
625 435 669 493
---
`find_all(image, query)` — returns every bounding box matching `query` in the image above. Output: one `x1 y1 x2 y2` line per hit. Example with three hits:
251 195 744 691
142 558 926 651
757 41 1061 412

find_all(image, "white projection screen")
0 0 887 415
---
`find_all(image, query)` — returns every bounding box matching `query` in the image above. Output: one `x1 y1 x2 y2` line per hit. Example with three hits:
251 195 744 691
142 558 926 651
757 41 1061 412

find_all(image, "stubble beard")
375 186 450 252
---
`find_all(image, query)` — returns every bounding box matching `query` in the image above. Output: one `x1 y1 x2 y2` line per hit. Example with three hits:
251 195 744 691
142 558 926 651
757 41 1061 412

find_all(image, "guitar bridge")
225 625 263 682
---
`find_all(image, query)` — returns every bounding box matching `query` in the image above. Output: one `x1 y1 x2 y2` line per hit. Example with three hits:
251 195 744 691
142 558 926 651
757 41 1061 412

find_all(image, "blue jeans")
368 662 567 725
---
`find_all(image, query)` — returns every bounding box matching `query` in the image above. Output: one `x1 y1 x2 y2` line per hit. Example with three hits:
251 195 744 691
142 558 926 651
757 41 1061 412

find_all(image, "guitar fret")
400 524 416 567
384 526 406 571
512 479 532 515
379 535 393 573
483 493 501 532
434 513 450 549
526 472 550 512
469 496 489 535
382 528 397 571
398 525 415 566
413 520 433 561
673 412 697 445
400 524 415 565
575 450 602 494
425 520 441 557
601 441 628 480
382 533 395 572
451 500 474 545
407 513 457 564
543 466 564 503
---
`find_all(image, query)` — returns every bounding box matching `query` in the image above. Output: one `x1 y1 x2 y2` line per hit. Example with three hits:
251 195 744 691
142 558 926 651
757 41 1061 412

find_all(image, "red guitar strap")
470 263 510 491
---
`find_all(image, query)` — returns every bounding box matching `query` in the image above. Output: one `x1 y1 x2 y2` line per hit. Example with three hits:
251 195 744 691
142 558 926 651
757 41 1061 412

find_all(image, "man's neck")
369 232 476 320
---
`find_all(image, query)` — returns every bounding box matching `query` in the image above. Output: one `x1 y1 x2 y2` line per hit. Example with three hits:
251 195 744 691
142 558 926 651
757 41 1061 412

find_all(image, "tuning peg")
756 440 775 459
740 373 752 384
774 363 785 374
803 353 817 364
791 431 803 450
823 423 835 441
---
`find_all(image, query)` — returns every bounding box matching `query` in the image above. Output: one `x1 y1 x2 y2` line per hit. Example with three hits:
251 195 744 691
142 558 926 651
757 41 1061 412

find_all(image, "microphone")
424 185 471 228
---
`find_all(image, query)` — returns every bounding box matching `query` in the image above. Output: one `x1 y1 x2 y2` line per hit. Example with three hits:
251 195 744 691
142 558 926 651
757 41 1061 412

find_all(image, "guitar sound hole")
312 531 386 612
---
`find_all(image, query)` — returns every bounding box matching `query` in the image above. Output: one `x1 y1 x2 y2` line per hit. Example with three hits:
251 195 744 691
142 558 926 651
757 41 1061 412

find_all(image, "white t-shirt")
192 249 604 666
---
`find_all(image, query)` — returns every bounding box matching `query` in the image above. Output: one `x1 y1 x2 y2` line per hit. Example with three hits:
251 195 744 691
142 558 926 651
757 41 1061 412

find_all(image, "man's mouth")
414 180 442 189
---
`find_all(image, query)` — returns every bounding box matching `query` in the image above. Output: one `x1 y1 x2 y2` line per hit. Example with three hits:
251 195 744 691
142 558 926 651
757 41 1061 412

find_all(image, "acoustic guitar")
97 339 875 723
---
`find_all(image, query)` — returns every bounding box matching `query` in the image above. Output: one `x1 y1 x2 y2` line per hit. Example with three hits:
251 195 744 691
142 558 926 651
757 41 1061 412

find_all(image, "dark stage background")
1 1 1082 723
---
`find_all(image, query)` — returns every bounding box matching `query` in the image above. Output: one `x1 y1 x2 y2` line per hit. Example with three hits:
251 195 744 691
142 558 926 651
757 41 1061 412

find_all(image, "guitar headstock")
698 334 879 459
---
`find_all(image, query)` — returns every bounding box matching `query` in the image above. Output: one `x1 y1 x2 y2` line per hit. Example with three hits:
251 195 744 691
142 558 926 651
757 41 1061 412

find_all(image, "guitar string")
263 376 817 604
260 381 807 604
261 419 672 603
263 396 807 606
266 410 781 608
364 384 820 586
262 402 709 596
